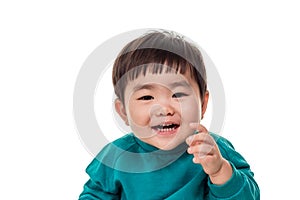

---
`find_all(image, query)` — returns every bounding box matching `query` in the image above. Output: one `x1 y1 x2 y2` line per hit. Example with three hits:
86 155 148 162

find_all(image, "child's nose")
150 102 175 117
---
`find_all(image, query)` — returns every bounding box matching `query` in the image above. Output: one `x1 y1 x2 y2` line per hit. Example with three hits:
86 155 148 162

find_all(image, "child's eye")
137 95 154 101
172 93 188 98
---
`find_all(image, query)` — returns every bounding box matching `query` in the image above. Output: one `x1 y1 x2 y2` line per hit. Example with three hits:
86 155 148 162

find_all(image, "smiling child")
79 30 260 199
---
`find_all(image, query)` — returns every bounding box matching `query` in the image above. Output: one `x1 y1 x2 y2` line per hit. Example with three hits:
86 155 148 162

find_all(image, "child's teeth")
158 127 176 132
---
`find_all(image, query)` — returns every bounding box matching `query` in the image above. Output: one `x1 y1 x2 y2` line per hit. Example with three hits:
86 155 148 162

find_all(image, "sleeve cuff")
208 162 245 198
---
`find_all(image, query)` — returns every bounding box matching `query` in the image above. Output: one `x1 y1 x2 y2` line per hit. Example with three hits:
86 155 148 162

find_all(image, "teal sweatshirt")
79 133 260 199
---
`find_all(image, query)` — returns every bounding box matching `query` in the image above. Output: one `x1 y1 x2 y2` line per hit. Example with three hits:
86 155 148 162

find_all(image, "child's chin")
157 140 184 151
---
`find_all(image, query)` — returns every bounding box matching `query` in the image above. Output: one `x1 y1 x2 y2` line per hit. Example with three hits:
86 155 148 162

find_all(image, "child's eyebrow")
169 81 191 89
133 84 155 92
133 81 191 92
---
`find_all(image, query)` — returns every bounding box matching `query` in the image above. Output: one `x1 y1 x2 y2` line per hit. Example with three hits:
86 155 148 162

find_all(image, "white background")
1 0 299 199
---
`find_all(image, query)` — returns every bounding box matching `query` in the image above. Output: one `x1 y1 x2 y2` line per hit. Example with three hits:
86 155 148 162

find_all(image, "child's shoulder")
111 133 137 149
209 132 248 164
209 132 236 155
94 134 138 165
97 133 137 157
210 132 234 147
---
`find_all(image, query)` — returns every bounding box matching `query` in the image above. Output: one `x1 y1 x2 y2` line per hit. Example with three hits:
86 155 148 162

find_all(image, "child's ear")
114 99 129 126
201 91 209 119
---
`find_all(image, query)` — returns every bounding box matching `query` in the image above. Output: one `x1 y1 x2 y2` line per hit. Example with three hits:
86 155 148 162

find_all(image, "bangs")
124 49 193 81
112 31 207 102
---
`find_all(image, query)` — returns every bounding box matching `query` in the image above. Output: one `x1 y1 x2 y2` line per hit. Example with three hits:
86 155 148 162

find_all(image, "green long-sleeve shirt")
79 133 260 199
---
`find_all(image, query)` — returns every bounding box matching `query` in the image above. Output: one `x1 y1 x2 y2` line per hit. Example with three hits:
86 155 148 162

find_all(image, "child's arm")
79 151 120 199
186 123 260 199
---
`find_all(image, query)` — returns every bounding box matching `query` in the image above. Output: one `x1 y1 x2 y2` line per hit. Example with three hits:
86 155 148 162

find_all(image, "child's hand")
186 123 233 185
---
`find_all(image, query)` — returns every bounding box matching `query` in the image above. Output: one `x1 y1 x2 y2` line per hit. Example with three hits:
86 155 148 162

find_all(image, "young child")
79 30 260 199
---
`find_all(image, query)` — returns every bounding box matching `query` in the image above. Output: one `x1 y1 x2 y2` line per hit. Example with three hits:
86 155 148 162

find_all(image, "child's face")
115 68 207 150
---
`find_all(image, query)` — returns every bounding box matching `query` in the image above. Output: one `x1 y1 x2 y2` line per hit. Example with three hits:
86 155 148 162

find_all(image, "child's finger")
187 143 214 156
189 123 208 133
186 132 215 146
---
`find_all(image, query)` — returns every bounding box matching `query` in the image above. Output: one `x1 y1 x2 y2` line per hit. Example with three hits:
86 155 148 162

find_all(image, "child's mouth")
151 123 180 135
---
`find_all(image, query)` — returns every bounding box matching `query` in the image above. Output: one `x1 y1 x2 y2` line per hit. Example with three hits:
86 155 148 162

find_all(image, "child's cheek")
180 98 201 124
128 105 149 127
